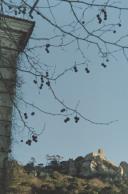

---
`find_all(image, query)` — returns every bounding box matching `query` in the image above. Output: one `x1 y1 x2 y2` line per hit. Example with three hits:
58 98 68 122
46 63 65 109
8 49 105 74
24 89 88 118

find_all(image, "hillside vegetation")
7 150 128 194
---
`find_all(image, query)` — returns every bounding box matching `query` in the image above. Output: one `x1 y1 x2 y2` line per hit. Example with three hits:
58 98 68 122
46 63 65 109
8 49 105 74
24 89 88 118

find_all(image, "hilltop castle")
85 149 106 160
64 149 124 178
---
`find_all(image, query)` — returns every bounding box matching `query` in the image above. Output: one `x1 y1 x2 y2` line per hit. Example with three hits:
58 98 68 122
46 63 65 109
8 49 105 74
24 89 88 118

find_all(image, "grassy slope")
7 161 128 194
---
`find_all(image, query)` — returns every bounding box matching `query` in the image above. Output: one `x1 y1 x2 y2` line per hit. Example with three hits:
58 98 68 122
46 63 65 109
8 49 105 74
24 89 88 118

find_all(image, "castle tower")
97 148 106 159
0 14 34 193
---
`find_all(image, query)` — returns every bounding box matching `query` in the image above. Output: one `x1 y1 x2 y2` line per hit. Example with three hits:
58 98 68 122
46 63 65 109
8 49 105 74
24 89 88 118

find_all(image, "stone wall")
0 15 34 193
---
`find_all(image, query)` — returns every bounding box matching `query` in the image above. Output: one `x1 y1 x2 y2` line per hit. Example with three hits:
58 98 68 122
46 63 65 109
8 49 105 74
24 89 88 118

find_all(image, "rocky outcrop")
120 161 128 177
7 150 128 193
58 149 125 179
75 150 120 178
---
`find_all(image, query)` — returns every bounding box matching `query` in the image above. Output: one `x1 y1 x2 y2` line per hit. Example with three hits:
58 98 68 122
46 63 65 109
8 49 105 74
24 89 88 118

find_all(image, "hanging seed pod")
85 67 90 73
46 81 50 87
60 108 66 113
31 112 35 116
101 63 107 68
74 116 80 123
73 66 78 72
33 80 37 84
64 117 70 123
24 113 28 119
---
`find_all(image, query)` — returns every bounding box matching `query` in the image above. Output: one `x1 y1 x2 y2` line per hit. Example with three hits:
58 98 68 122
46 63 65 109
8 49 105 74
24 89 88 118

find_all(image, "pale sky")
10 0 128 166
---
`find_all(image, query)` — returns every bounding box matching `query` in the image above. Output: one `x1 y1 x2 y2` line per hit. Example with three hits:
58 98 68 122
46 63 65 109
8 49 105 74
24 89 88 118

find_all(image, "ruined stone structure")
0 15 34 193
58 149 125 179
84 148 106 161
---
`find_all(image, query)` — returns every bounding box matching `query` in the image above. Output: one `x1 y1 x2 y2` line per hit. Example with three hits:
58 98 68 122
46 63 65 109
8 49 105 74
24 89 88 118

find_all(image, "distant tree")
74 156 84 174
46 154 63 169
24 158 35 174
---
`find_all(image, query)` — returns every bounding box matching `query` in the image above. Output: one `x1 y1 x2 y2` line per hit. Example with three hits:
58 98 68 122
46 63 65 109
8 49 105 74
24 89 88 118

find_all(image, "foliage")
6 157 128 194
